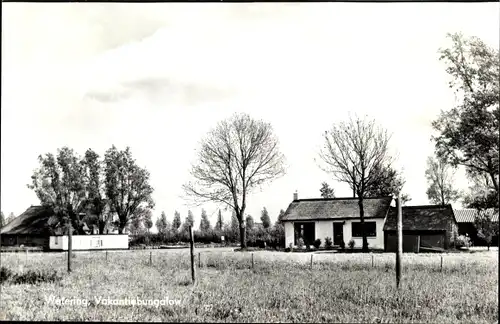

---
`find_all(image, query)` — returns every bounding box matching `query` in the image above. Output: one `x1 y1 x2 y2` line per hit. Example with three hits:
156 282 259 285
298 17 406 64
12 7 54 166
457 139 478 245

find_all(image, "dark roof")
383 204 456 231
453 208 499 223
281 196 393 221
0 206 54 235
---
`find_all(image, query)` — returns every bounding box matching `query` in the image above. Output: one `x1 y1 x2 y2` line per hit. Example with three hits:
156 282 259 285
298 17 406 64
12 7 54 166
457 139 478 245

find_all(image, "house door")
294 222 315 246
333 223 343 246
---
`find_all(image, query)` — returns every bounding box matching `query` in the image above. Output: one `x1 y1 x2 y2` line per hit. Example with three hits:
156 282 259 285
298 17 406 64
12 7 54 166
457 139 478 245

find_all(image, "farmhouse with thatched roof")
0 206 54 249
0 205 92 250
281 193 393 249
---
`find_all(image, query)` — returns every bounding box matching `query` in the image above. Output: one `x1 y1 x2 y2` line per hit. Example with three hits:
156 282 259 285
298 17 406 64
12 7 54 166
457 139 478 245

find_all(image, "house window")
55 236 58 244
351 222 376 237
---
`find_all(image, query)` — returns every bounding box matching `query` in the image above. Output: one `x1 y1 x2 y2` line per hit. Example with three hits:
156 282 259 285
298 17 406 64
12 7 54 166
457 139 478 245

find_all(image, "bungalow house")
454 208 499 246
281 193 393 249
383 205 458 252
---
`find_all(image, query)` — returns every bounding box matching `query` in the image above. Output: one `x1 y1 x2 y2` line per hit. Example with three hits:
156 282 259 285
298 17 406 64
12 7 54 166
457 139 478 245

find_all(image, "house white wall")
343 218 385 250
315 220 334 244
284 222 294 248
284 218 385 249
49 235 129 251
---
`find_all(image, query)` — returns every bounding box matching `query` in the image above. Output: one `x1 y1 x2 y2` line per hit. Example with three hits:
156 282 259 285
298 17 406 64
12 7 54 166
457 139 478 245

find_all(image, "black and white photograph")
0 2 498 322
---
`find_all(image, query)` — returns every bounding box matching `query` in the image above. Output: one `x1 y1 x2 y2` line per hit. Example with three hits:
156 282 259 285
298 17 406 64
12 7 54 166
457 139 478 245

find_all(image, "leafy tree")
144 209 153 233
183 112 286 248
365 164 411 205
186 210 195 227
1 212 16 226
260 207 271 229
8 212 15 223
474 211 499 251
172 211 182 231
272 222 285 248
81 148 111 234
156 211 168 235
181 210 195 233
275 209 286 225
432 33 499 198
199 209 212 232
0 212 5 228
230 211 240 242
215 209 223 231
103 145 154 234
318 114 393 252
129 213 144 235
425 156 461 205
320 182 335 198
28 147 88 234
464 179 498 211
5 212 16 225
245 215 255 230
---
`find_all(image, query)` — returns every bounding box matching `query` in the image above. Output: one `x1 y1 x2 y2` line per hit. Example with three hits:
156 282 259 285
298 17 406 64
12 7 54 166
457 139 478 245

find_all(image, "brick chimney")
293 191 298 201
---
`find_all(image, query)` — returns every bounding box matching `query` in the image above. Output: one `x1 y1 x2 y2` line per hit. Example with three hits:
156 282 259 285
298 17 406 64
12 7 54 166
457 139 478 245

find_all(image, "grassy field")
0 248 497 323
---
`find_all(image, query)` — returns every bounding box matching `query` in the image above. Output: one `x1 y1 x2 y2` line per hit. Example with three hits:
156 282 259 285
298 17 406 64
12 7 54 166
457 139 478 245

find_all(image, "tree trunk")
239 223 247 249
489 171 499 197
358 197 369 252
118 227 123 234
99 221 106 235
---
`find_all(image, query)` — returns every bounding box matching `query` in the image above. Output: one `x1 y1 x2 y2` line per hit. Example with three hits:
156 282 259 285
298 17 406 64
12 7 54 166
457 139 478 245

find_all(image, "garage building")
383 204 458 252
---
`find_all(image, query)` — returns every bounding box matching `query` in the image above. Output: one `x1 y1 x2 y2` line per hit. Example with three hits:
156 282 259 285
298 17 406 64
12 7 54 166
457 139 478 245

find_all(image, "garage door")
385 233 445 252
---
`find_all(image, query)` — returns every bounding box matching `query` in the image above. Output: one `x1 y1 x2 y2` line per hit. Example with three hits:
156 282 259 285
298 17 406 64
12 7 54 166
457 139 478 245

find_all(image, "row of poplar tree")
128 208 286 246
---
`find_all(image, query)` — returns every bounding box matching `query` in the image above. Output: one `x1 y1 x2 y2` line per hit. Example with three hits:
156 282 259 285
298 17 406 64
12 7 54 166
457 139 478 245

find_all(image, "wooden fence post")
67 219 72 273
25 248 28 263
149 251 152 266
440 255 443 272
251 253 254 269
396 195 402 289
198 252 201 269
106 251 108 261
310 254 313 269
371 254 374 268
189 226 196 284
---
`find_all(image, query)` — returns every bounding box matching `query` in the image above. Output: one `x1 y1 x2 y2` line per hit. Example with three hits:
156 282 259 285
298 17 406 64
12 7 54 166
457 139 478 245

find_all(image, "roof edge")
294 196 393 202
283 216 387 222
389 204 454 210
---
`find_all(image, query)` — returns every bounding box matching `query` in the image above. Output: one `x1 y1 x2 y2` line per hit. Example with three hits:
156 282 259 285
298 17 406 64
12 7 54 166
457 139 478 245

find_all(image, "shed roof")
281 196 393 221
453 208 499 223
383 204 456 231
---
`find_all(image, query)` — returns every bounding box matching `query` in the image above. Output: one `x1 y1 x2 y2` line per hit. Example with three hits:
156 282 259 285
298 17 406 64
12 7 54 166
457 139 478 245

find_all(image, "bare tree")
183 113 286 249
318 114 393 252
425 156 461 205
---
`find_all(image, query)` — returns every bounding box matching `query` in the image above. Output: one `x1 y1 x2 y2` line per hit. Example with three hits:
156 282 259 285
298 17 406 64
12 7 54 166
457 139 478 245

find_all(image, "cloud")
2 2 499 223
84 77 236 106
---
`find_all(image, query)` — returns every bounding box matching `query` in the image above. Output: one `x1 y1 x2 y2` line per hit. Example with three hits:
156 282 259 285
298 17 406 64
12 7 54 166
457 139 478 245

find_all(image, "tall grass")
0 249 497 322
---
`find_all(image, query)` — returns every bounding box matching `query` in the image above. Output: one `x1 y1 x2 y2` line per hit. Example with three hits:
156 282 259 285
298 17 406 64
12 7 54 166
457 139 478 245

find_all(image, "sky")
1 3 499 230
